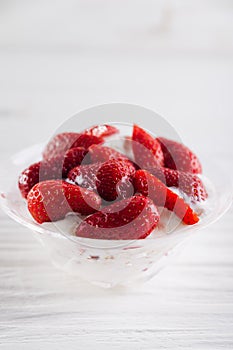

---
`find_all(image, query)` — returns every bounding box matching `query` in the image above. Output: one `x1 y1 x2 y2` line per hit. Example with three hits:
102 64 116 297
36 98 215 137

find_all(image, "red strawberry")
84 124 119 138
89 145 128 163
133 170 199 225
18 147 88 198
157 137 202 174
74 133 103 150
42 147 89 179
146 166 207 202
27 180 102 224
67 162 102 191
62 147 89 171
68 159 136 202
18 162 41 199
43 132 103 159
132 125 164 168
75 195 159 240
96 158 136 202
43 132 80 159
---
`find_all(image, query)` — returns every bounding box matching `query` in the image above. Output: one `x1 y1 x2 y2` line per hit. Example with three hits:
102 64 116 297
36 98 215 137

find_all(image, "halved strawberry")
75 195 159 240
18 147 88 198
67 162 102 191
62 147 89 171
43 132 103 159
43 132 79 159
74 134 103 150
146 166 207 202
84 124 119 138
27 180 102 224
157 137 202 174
96 158 136 202
132 125 164 168
89 145 128 163
133 170 199 225
42 147 89 179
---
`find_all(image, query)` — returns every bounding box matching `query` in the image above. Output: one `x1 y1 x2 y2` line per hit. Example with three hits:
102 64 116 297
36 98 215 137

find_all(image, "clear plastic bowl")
0 141 232 288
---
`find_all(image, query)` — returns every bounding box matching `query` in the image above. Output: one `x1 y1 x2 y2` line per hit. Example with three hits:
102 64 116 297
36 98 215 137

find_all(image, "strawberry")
18 147 88 198
43 132 103 159
146 166 207 202
67 162 102 191
42 147 89 179
74 133 103 150
157 137 202 174
89 145 128 163
133 170 199 225
96 158 136 202
62 147 89 171
43 132 80 159
27 180 102 224
68 159 136 202
18 162 41 199
75 195 159 240
132 124 164 168
84 124 119 138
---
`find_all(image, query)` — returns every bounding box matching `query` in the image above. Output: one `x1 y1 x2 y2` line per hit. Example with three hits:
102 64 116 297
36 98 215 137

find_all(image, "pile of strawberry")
18 124 207 240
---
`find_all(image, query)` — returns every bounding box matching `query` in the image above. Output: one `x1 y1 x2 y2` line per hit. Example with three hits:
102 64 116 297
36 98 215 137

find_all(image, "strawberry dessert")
18 123 209 240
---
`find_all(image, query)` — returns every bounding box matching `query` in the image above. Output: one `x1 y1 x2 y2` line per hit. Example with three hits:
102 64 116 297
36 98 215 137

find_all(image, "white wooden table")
0 1 233 349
